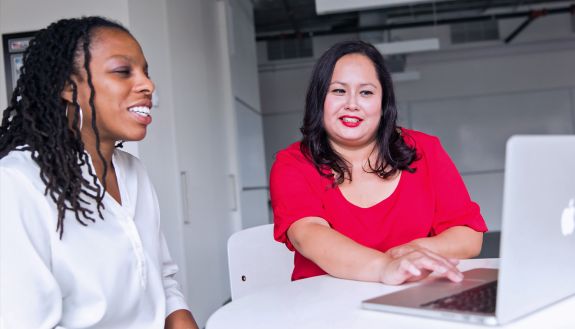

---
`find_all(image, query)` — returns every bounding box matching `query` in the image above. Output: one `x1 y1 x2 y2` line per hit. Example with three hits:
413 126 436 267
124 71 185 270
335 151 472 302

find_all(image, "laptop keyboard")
421 281 497 314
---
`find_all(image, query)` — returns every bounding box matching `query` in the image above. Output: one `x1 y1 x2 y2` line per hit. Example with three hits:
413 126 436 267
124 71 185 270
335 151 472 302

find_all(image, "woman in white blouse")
0 17 198 329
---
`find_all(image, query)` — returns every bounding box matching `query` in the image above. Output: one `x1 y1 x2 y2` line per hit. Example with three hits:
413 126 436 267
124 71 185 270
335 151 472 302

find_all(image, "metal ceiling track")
255 4 575 42
504 9 551 43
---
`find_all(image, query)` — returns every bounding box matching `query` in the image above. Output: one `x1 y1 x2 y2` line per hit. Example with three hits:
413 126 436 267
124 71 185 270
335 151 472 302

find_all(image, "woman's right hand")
379 248 464 285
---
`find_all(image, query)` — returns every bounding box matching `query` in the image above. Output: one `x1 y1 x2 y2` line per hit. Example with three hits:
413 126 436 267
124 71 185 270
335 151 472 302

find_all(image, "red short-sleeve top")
270 129 488 281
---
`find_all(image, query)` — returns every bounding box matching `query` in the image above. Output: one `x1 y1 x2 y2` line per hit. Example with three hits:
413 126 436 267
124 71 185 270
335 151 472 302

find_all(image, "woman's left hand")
386 242 459 282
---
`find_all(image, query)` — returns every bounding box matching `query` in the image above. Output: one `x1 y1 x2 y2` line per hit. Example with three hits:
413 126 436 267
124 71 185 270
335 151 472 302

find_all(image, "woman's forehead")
76 27 143 63
331 54 379 83
90 27 136 48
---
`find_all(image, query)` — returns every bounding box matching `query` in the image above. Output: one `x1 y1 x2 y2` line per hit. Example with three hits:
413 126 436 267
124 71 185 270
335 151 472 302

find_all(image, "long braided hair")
0 17 130 238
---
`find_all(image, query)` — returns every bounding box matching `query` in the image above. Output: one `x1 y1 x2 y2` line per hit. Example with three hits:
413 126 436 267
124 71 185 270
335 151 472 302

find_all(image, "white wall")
1 0 238 326
0 0 130 114
258 13 575 232
153 0 236 325
229 0 270 229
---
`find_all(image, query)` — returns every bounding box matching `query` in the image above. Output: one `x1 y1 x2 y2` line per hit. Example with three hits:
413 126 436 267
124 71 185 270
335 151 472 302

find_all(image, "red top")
270 129 488 281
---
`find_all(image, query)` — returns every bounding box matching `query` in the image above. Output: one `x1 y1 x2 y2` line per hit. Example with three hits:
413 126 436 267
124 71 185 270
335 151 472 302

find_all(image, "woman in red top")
270 40 487 284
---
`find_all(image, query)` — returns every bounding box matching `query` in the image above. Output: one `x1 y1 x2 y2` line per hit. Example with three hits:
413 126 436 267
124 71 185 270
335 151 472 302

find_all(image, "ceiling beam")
375 38 440 55
315 0 450 15
504 9 547 43
281 0 300 34
256 5 573 41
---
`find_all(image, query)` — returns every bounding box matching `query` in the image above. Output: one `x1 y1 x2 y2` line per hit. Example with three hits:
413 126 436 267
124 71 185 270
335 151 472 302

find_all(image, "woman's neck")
330 139 378 168
83 139 115 182
83 140 122 204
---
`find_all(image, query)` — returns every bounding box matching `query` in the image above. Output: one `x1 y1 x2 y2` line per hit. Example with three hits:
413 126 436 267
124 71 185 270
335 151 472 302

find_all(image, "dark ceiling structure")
253 0 575 43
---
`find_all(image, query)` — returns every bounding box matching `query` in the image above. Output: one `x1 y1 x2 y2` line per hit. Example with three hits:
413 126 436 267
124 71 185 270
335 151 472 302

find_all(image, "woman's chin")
120 131 147 143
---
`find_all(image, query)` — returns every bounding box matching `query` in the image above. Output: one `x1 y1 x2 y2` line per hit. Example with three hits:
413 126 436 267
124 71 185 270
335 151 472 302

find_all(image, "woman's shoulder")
271 141 321 178
1 147 33 166
401 128 439 144
274 141 308 165
0 149 48 198
1 150 56 243
400 128 441 151
0 149 41 181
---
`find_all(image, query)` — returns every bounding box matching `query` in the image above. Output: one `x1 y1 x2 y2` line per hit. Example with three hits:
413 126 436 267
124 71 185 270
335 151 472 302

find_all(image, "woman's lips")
340 116 362 128
128 106 152 125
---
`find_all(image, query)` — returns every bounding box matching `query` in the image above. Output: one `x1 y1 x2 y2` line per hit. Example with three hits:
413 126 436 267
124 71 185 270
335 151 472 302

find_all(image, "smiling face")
68 27 154 147
323 53 383 151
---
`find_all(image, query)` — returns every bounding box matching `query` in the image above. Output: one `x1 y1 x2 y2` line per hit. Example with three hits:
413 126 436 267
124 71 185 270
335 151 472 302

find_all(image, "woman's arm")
0 168 64 329
165 309 198 329
388 226 483 259
159 235 198 329
287 217 463 285
422 136 487 256
414 226 483 258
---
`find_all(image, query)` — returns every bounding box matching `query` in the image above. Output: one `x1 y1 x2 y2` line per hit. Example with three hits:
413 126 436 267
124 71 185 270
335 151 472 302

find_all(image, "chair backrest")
227 224 294 300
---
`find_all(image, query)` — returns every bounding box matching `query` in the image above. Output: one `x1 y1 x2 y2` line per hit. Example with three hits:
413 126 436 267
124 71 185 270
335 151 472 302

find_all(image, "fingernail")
410 266 421 276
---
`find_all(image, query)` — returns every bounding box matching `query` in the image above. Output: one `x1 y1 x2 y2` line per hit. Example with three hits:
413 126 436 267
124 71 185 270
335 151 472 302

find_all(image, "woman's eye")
360 90 374 96
113 67 131 75
332 88 345 94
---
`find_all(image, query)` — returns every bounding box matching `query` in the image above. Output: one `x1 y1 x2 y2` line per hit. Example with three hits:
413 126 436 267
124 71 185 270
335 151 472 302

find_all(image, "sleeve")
269 152 327 250
160 231 190 317
425 137 489 235
0 167 65 329
137 155 190 318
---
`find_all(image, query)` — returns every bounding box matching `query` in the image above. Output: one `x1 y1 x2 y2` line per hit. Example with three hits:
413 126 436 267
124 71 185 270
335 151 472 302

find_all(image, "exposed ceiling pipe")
281 0 301 34
504 9 547 43
315 0 450 15
481 0 494 14
256 5 574 42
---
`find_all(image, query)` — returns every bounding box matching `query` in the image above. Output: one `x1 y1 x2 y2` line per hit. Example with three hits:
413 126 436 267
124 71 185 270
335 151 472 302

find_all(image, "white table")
206 259 575 329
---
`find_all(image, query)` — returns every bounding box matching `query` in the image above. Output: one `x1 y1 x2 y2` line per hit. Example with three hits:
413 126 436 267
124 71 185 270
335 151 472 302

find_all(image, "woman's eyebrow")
330 80 347 86
330 81 377 88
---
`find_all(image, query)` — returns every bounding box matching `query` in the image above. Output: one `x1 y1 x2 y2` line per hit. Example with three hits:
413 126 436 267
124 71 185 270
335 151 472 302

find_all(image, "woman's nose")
136 73 155 95
344 94 359 111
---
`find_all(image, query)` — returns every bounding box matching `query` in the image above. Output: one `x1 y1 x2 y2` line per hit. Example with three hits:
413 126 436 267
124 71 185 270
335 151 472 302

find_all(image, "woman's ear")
61 82 74 103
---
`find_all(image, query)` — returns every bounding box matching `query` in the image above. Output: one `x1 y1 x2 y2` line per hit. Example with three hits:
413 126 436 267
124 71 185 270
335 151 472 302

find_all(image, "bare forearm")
288 218 464 285
411 226 483 258
288 218 391 282
165 309 198 329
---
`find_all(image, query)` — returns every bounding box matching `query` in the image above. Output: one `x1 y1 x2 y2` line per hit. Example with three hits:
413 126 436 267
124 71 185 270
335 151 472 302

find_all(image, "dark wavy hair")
0 17 131 238
300 40 417 184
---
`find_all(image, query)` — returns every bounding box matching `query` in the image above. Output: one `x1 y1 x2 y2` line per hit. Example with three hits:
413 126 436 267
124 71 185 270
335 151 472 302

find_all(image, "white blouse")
0 149 189 329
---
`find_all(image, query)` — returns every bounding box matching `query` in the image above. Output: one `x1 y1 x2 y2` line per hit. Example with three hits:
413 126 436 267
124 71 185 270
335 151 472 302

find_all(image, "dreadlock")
0 17 130 238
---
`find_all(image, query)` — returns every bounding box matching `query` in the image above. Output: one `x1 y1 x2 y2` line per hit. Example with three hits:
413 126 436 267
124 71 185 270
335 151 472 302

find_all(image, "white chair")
227 224 294 300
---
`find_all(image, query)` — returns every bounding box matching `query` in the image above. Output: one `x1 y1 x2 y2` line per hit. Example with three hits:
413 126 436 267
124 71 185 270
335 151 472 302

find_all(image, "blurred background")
1 0 574 327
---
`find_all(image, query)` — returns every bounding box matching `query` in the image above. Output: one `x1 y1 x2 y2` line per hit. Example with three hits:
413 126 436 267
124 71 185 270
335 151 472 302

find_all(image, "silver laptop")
362 135 575 325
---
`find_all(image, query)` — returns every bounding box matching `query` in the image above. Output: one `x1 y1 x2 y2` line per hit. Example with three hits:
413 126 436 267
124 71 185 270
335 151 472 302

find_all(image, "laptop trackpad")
364 268 498 308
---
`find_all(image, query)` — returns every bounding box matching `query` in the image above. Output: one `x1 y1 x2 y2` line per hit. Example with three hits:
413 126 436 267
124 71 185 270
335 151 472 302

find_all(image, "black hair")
0 16 131 238
300 40 417 184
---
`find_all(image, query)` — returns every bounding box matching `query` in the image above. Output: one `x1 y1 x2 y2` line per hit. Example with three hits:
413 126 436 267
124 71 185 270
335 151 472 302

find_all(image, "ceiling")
253 0 575 41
